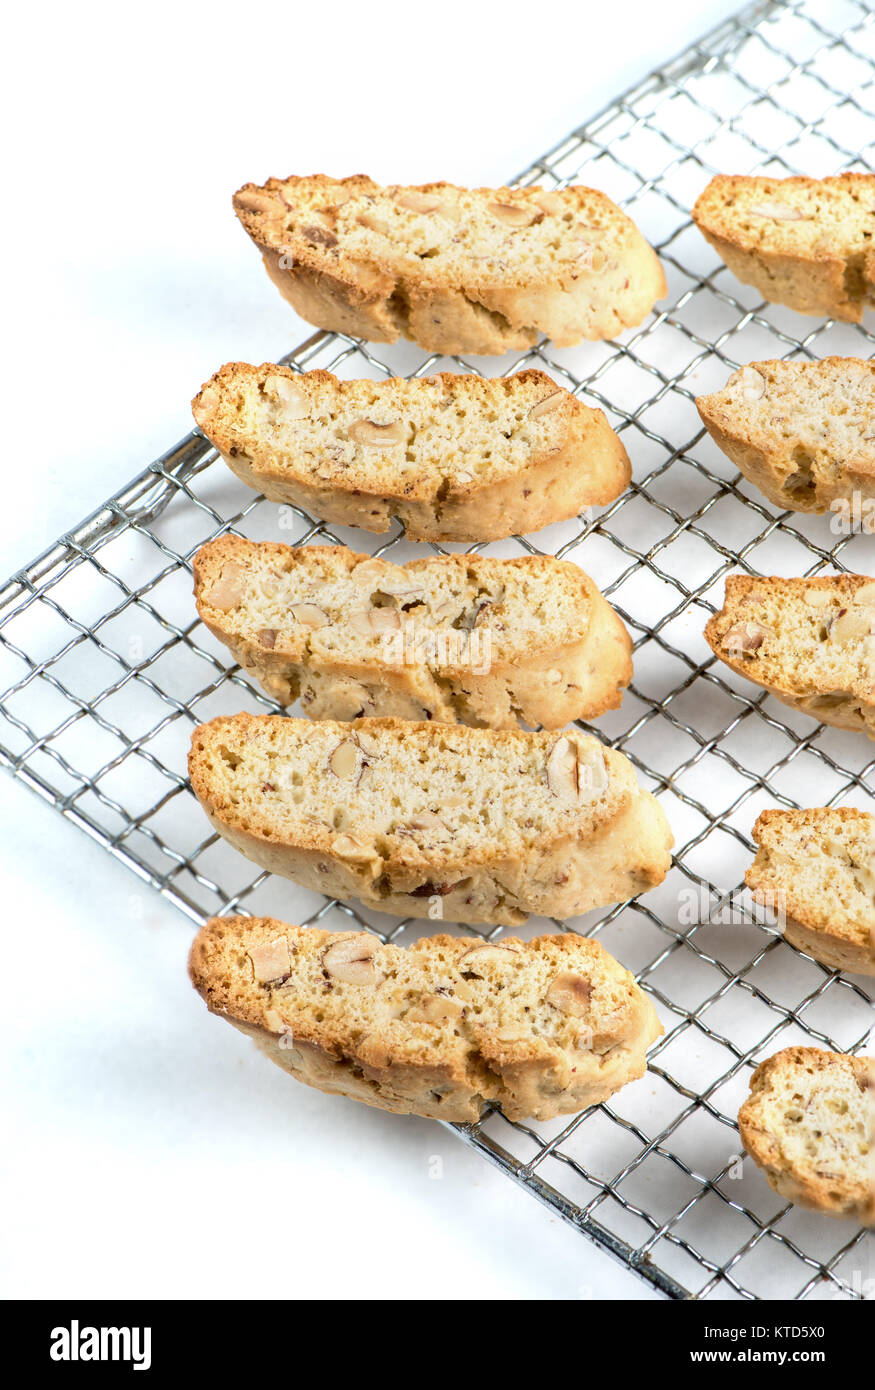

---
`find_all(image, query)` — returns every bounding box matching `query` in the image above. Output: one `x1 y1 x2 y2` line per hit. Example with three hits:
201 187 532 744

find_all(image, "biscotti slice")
233 175 666 355
193 364 630 541
193 536 632 729
189 917 663 1122
696 357 875 513
705 573 875 737
188 715 673 926
692 174 875 320
746 809 875 977
738 1048 873 1223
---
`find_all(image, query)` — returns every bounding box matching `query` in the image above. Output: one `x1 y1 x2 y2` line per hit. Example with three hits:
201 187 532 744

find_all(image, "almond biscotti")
193 536 632 729
738 1048 873 1224
193 364 630 541
188 715 674 926
232 175 666 355
705 573 875 737
692 174 875 320
746 808 875 977
188 917 663 1122
696 357 875 513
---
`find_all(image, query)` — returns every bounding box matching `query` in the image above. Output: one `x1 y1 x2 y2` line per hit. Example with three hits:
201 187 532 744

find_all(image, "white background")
1 0 744 1300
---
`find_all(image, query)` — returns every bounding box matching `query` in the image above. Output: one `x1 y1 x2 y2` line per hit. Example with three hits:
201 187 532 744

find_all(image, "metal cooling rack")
2 0 874 1301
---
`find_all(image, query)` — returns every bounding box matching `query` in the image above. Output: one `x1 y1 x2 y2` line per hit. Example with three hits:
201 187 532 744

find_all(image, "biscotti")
193 536 632 729
188 715 674 926
696 357 875 513
738 1048 873 1224
705 573 875 737
746 808 875 977
192 364 631 541
232 175 666 355
692 174 875 320
188 917 663 1122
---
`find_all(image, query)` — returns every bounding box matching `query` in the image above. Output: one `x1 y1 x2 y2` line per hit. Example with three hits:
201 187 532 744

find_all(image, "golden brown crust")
738 1047 874 1223
692 174 875 320
233 175 666 354
192 535 633 729
192 362 631 541
188 917 664 1122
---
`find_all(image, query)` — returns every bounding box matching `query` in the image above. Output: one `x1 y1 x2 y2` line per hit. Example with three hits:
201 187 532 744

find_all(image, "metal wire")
1 0 873 1300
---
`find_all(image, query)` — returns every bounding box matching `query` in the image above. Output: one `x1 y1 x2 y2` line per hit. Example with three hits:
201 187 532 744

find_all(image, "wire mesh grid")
1 0 874 1300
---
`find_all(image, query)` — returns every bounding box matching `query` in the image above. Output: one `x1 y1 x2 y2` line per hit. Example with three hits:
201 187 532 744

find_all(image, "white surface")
1 0 743 1300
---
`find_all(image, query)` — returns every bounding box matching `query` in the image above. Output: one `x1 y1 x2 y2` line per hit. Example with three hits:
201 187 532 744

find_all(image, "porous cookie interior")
195 539 590 670
750 809 875 950
703 359 875 496
190 715 628 862
697 175 875 294
745 1051 872 1199
194 921 647 1064
708 575 875 712
195 365 577 498
257 177 639 292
